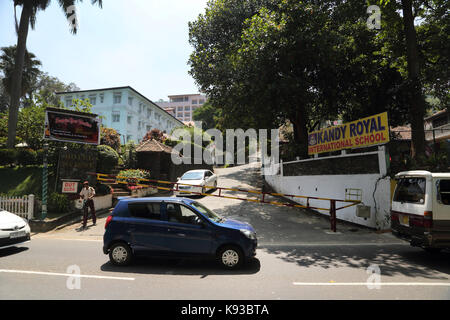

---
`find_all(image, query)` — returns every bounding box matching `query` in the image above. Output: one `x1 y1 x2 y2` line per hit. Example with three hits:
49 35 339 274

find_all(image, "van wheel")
218 245 244 269
423 247 442 254
109 242 132 266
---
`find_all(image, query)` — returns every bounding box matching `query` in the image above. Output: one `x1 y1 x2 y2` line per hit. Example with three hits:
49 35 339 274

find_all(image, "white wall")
263 148 391 230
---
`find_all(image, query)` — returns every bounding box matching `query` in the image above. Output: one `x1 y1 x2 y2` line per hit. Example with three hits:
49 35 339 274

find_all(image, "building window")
127 115 132 124
146 125 151 132
112 112 120 122
184 106 190 111
100 93 104 103
147 109 152 117
127 135 132 142
171 97 184 103
184 96 189 101
80 95 85 100
89 95 96 105
128 97 134 106
113 93 122 104
192 100 197 105
65 98 72 107
199 99 205 104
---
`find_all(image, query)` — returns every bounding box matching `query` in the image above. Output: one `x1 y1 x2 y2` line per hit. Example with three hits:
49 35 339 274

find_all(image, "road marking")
293 282 450 286
0 269 135 281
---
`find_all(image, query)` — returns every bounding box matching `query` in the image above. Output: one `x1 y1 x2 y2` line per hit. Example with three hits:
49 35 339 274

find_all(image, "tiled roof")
136 139 174 153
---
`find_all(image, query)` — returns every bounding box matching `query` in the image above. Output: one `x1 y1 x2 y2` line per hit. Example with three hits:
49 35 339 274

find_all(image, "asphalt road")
1 163 450 300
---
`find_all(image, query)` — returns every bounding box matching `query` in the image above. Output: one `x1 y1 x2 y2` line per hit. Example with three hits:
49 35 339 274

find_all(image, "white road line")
0 269 135 281
293 282 450 286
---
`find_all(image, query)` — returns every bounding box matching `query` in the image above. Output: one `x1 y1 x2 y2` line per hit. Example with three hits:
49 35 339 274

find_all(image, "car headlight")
240 229 256 240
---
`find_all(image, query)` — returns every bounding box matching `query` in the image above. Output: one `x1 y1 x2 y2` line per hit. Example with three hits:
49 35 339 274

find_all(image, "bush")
100 127 121 152
0 148 18 166
48 192 71 213
117 169 150 186
96 145 119 173
17 148 37 166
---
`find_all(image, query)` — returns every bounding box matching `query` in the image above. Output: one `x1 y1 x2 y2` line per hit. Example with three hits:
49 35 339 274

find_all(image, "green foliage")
118 169 150 179
96 145 119 174
48 192 70 214
121 141 137 169
0 148 18 166
16 148 37 166
192 102 221 130
100 127 121 152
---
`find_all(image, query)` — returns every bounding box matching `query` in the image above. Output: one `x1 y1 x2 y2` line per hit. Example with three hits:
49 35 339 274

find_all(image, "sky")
0 0 209 101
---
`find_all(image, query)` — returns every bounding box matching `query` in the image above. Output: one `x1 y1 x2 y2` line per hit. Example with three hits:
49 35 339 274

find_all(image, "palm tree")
0 45 42 104
6 0 103 148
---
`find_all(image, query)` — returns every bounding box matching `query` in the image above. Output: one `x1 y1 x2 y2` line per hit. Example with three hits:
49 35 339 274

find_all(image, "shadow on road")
100 256 261 277
0 246 29 258
261 245 450 280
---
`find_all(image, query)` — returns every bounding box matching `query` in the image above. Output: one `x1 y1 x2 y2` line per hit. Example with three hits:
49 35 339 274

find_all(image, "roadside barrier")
89 172 361 232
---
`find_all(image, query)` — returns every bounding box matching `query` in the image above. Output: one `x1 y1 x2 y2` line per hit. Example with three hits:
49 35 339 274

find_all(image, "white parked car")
0 209 31 250
175 169 218 196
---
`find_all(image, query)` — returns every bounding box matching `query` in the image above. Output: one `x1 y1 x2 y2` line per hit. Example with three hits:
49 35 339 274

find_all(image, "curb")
29 208 111 233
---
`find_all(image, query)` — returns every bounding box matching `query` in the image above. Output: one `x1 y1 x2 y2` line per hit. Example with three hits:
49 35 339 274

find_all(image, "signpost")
41 108 100 220
308 112 390 155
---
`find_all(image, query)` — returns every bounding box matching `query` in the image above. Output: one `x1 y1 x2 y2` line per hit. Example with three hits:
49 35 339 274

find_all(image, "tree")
378 0 449 159
6 0 103 149
100 127 121 152
189 0 410 155
0 45 42 104
192 102 221 130
34 72 79 106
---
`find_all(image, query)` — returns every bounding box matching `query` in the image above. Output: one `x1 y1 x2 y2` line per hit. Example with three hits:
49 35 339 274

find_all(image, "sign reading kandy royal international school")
308 112 389 155
44 108 100 145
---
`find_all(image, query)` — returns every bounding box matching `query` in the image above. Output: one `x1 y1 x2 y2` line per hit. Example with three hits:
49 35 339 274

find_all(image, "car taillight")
423 211 433 229
105 215 113 229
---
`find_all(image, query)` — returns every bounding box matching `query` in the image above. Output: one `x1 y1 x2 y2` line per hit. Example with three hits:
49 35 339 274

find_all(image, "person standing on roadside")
79 181 96 229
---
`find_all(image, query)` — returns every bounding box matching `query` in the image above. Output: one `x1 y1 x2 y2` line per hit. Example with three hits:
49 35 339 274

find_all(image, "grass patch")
0 166 55 197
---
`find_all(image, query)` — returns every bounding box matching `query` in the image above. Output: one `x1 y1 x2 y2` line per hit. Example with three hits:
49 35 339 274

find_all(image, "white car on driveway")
0 209 31 250
175 169 218 196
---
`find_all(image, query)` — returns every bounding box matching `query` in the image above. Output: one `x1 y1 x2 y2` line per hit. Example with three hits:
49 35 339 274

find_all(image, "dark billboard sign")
44 108 100 145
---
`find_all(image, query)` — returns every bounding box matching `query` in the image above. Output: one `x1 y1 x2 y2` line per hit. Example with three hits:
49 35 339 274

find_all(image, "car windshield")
393 177 426 204
181 172 204 180
190 201 224 223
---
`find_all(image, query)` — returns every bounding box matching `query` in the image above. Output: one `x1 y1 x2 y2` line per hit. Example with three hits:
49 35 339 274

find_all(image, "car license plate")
10 230 26 239
400 215 409 226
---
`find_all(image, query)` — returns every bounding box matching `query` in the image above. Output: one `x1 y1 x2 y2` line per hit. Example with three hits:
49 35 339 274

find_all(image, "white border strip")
0 269 135 281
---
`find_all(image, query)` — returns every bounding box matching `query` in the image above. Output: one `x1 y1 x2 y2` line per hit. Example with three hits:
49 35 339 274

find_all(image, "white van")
391 170 450 252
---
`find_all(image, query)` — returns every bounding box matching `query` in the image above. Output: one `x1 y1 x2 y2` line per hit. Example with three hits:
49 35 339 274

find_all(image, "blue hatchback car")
103 197 257 269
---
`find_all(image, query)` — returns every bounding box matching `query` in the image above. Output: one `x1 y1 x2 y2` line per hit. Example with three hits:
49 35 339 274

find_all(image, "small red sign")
62 181 78 194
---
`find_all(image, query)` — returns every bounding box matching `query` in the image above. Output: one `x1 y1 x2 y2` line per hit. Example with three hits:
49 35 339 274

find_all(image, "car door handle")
176 233 186 237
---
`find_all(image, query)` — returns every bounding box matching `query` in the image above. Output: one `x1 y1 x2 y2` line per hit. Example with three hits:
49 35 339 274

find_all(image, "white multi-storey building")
56 86 184 144
156 93 207 123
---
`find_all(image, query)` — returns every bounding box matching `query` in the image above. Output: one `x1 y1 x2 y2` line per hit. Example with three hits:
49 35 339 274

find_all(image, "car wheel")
218 245 244 269
109 242 132 266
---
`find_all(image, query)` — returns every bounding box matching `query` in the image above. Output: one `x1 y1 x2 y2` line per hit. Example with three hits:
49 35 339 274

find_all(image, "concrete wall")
263 147 391 230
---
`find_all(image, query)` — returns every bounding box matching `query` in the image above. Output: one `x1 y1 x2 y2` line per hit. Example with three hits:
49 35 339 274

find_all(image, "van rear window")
393 178 426 204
